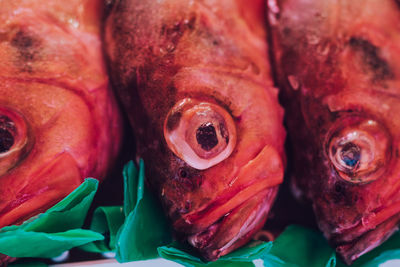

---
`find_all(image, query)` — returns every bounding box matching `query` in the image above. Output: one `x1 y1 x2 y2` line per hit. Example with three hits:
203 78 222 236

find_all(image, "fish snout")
187 186 278 261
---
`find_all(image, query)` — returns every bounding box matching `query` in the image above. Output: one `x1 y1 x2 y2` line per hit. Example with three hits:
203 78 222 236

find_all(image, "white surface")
381 260 400 267
50 258 400 267
50 258 182 267
51 258 266 267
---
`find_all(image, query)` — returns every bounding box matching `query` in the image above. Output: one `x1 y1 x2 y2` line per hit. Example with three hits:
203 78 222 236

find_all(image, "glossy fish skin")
0 0 121 229
105 0 285 260
269 0 400 264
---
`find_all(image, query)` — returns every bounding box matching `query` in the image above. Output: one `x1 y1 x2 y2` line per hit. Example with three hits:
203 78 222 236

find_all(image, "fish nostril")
179 168 188 178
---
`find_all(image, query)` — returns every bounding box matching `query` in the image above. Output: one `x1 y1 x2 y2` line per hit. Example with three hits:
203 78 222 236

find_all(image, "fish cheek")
160 156 204 220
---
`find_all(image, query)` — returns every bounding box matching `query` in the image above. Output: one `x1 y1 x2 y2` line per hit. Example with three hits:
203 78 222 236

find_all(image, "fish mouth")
0 152 82 228
171 145 283 260
186 187 278 261
329 202 400 265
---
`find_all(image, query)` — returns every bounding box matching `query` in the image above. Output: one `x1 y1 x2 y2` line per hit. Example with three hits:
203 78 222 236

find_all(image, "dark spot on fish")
166 110 182 132
235 115 242 123
10 30 40 72
349 37 393 81
331 179 359 206
196 122 218 151
179 167 188 178
0 116 16 153
396 149 400 159
282 27 291 37
175 166 204 191
335 183 344 193
212 40 219 46
395 0 400 9
332 181 347 204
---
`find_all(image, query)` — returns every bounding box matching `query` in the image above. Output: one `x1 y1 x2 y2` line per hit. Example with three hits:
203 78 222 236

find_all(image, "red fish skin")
0 0 121 229
105 0 285 260
269 0 400 264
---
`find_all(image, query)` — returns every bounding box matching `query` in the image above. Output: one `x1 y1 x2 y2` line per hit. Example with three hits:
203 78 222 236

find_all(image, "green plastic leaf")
158 240 272 267
115 159 172 262
262 225 336 267
0 179 103 258
79 206 125 253
123 160 140 216
81 160 172 262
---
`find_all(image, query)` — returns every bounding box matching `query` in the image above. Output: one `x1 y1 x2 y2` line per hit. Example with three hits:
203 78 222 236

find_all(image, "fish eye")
326 116 390 184
0 107 29 176
164 98 236 170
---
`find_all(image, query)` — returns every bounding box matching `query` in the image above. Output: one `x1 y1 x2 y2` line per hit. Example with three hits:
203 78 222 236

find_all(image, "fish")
0 0 121 229
104 0 285 261
269 0 400 264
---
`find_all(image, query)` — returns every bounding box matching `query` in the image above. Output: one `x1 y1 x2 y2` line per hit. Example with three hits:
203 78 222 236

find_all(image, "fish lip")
329 205 400 265
186 187 278 261
334 215 400 265
173 145 283 234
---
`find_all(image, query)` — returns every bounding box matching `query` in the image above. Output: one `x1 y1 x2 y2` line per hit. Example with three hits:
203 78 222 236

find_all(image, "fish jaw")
334 214 400 265
187 187 278 260
171 145 283 260
0 152 82 228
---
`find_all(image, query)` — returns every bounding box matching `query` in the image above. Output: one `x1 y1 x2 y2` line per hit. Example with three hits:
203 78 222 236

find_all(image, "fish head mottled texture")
271 0 400 264
105 0 285 260
0 0 121 229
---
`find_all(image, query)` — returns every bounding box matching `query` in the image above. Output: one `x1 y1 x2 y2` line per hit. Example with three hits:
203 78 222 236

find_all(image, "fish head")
272 0 400 264
134 69 285 261
161 73 285 260
105 0 285 260
0 0 121 229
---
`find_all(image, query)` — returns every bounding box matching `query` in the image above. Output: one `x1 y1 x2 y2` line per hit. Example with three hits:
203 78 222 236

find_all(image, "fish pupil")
196 122 218 151
0 116 15 153
340 143 361 169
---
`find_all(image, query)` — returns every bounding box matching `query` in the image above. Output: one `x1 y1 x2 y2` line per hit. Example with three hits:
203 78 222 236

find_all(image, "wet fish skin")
269 0 400 264
105 0 285 260
0 0 121 229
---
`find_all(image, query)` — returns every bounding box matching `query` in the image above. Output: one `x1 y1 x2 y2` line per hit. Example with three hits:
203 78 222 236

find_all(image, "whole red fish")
105 0 285 260
269 0 400 264
0 0 121 228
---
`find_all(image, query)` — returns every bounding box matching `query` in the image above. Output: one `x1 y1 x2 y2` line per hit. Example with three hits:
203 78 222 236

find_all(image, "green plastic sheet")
262 225 336 267
81 160 172 262
0 178 103 258
159 241 272 267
